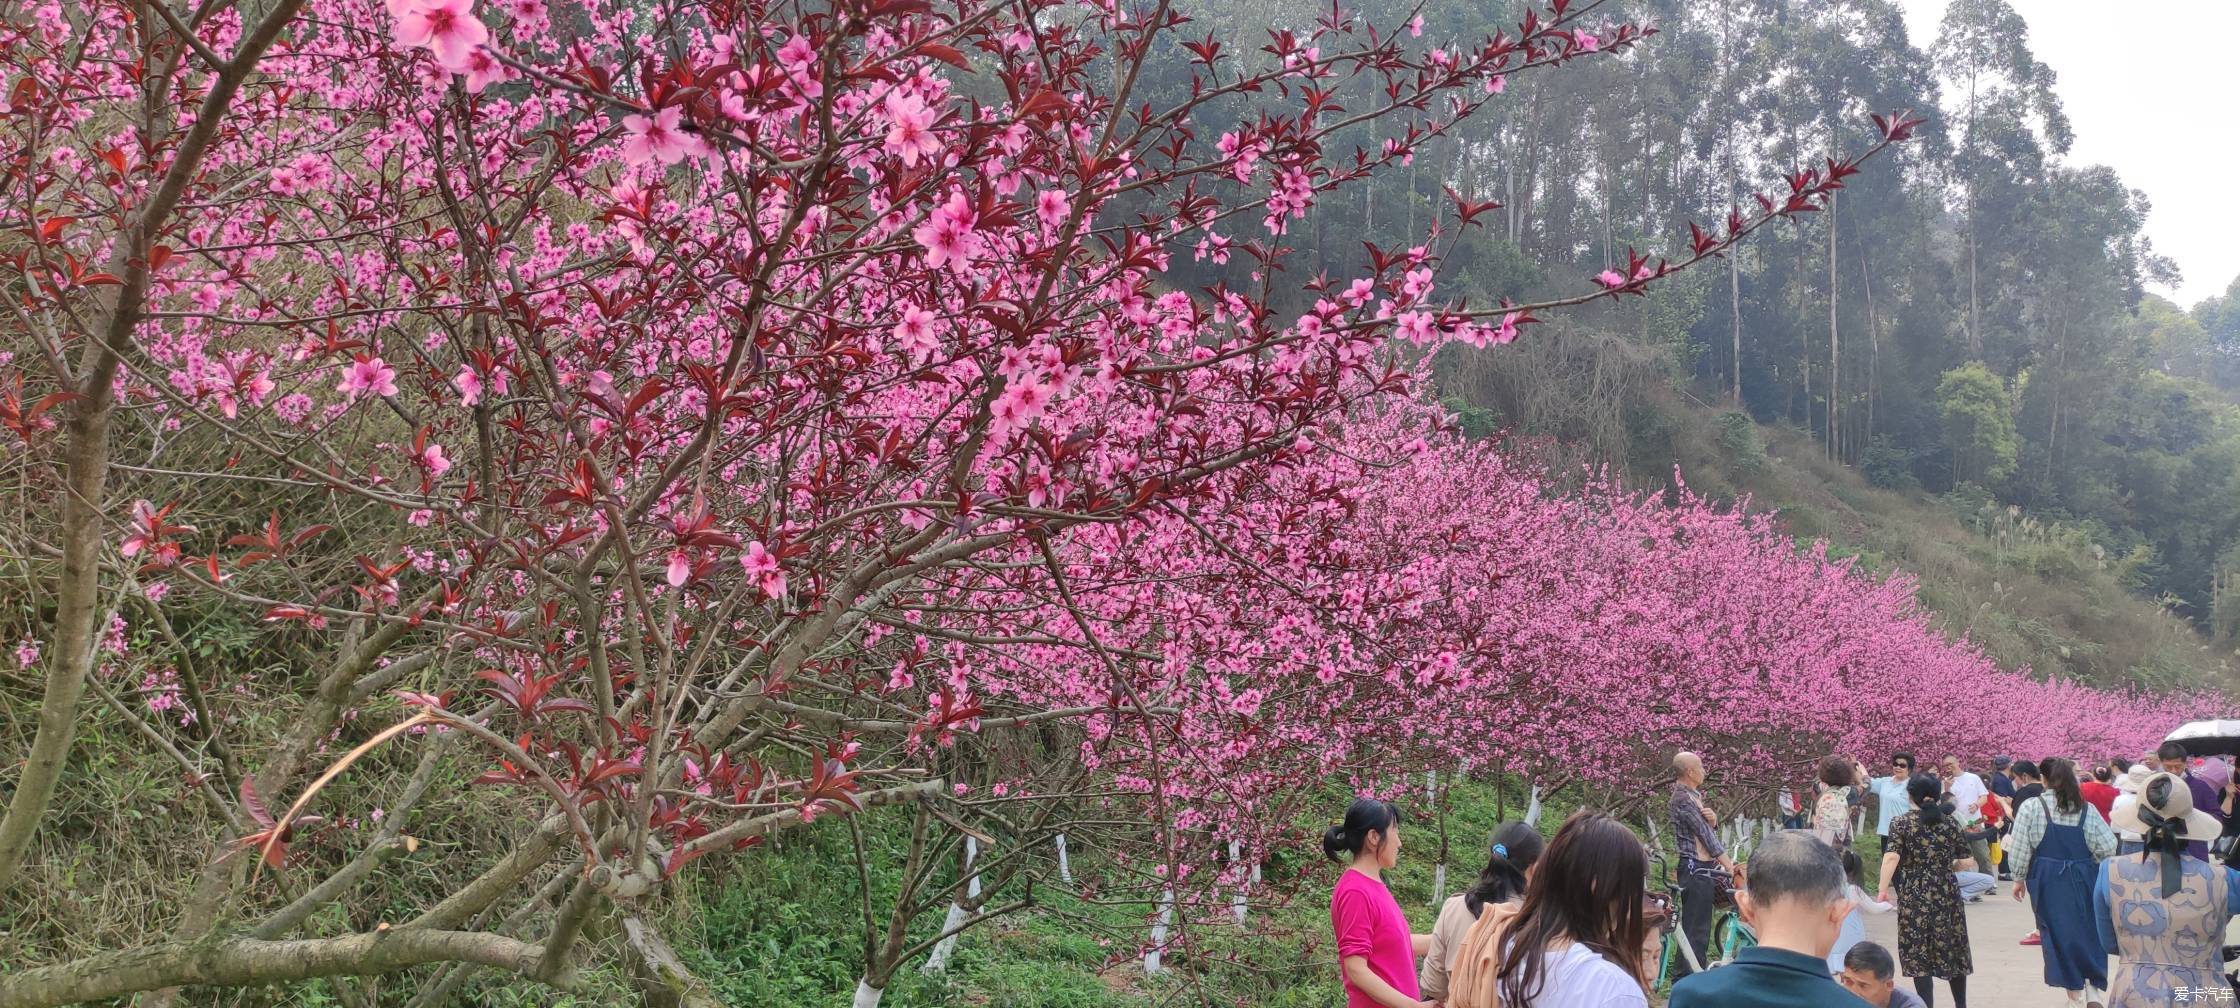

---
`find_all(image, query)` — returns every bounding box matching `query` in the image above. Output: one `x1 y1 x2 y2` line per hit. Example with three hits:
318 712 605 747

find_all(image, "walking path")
1863 890 2046 1007
1861 884 2239 1006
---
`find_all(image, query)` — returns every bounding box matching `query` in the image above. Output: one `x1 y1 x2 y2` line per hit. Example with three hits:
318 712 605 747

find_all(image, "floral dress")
1814 786 1854 848
1888 810 1973 978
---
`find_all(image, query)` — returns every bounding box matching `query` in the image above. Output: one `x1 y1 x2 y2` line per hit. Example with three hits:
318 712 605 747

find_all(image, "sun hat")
2117 764 2153 794
2111 771 2221 839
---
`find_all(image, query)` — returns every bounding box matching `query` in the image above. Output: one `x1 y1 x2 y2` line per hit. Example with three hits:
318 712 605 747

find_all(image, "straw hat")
2116 764 2153 794
2111 771 2222 840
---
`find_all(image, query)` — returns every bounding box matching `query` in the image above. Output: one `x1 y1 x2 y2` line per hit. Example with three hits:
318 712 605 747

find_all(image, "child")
1977 791 2007 876
1829 847 1895 973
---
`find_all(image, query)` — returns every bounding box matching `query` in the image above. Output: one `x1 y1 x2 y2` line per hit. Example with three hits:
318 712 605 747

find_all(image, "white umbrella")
2164 720 2240 758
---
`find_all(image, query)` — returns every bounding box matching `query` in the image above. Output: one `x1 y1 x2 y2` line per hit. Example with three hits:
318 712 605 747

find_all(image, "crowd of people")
1321 743 2240 1008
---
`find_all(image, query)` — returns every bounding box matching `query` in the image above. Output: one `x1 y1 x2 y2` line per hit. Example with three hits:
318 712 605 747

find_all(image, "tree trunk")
0 0 311 893
1827 189 1840 462
0 397 113 886
1730 232 1744 404
1861 245 1880 447
1966 188 1982 358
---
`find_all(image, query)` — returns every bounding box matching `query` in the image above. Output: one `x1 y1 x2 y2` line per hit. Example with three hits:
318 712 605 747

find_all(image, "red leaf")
919 43 969 69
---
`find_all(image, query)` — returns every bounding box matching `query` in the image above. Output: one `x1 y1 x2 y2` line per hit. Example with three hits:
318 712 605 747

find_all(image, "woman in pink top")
1326 798 1437 1008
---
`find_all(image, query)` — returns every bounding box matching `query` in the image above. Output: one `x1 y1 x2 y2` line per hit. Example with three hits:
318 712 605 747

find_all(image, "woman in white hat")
2106 765 2153 855
2097 771 2240 1007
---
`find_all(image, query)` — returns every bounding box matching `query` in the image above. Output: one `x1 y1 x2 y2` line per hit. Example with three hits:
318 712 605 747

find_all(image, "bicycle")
1650 840 1760 989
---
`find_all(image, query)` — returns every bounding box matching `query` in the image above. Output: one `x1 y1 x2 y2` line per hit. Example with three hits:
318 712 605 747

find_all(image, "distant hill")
1438 327 2234 696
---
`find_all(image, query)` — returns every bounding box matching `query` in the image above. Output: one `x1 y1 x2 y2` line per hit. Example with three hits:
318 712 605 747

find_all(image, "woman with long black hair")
2007 757 2115 1006
1877 773 1975 1008
1325 798 1436 1008
1419 822 1544 1001
1447 811 1653 1008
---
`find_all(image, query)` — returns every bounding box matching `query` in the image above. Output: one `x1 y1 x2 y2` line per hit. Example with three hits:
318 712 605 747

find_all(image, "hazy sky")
1891 0 2239 309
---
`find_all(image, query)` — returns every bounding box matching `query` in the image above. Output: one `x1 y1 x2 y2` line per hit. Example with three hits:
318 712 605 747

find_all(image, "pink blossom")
891 303 940 359
883 90 941 167
1035 189 1070 231
417 442 451 476
1572 29 1600 52
1408 14 1425 37
13 638 38 668
621 106 702 168
502 0 546 29
337 356 398 399
453 368 484 405
393 0 490 73
1394 310 1437 345
912 191 979 270
740 541 786 598
459 46 512 94
1595 269 1627 289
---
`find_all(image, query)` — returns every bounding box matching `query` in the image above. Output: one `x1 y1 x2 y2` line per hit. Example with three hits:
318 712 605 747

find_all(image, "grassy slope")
1621 388 2231 693
683 776 1585 1007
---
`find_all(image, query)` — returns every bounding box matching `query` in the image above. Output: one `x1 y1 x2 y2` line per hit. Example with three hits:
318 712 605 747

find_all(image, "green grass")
677 775 1604 1006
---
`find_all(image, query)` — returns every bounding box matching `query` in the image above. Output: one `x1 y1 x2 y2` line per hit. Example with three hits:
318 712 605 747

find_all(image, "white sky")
1893 0 2240 308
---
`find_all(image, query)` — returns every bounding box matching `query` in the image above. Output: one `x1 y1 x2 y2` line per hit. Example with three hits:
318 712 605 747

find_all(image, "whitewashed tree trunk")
1054 833 1071 883
1145 887 1175 974
1230 840 1248 924
1522 784 1543 827
852 979 885 1008
920 837 979 975
1427 770 1446 905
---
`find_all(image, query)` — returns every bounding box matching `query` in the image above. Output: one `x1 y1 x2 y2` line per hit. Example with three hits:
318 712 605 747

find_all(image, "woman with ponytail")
1876 773 1975 1008
1325 798 1437 1008
1419 822 1544 1001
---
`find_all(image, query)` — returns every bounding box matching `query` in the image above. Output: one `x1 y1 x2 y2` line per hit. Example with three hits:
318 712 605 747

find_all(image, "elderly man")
1941 756 1994 882
1669 751 1737 981
1669 831 1870 1007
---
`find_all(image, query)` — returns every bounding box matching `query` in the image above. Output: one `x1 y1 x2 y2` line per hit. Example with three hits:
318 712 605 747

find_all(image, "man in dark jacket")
1670 831 1869 1008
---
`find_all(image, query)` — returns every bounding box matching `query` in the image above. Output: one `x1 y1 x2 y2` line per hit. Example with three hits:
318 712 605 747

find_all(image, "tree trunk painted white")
1055 833 1071 883
1522 784 1543 827
920 903 968 974
852 979 885 1008
1426 770 1445 905
920 837 979 975
1145 887 1174 973
1230 840 1247 924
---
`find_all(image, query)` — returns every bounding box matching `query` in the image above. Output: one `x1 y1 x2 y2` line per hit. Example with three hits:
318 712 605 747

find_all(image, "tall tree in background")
1930 0 2071 362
